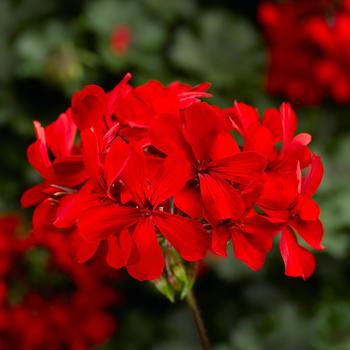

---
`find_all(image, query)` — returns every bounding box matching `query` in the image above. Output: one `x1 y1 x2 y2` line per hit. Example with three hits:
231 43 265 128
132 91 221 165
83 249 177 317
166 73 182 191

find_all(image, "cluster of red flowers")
0 215 117 350
259 0 350 105
22 73 324 281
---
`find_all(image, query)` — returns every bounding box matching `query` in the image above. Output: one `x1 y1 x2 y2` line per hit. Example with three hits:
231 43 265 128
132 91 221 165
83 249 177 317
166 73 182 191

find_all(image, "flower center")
140 208 152 217
196 160 208 174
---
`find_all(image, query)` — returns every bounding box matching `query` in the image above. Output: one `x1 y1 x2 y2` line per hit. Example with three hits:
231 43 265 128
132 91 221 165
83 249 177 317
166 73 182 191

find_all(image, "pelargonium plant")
0 214 118 350
259 0 350 105
22 73 324 349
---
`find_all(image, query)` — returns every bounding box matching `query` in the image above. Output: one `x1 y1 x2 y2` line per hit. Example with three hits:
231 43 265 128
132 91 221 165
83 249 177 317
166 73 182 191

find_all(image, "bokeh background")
1 0 350 349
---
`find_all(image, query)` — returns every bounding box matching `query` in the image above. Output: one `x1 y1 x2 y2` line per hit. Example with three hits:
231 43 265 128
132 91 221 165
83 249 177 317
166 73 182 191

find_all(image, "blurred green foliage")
1 0 350 349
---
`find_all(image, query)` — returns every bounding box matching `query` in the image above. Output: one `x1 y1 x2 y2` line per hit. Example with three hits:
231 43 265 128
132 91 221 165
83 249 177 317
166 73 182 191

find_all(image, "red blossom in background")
110 25 132 55
259 0 350 105
22 73 324 281
0 215 118 350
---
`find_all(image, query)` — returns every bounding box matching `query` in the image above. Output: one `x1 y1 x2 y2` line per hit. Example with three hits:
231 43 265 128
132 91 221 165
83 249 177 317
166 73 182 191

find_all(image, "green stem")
186 289 211 350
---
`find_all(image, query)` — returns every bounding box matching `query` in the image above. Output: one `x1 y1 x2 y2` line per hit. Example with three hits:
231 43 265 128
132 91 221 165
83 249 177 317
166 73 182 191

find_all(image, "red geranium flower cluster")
259 0 350 105
22 73 324 281
0 215 117 350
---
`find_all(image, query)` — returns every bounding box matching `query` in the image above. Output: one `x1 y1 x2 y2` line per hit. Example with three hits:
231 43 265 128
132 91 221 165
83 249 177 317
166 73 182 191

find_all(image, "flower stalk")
186 289 211 350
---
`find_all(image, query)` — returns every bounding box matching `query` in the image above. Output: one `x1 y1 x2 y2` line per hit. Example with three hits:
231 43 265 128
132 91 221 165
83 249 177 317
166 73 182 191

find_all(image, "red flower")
74 144 210 281
259 0 350 105
22 74 324 280
262 155 324 279
0 214 118 350
110 24 132 55
21 111 87 209
110 78 211 147
71 84 107 130
150 102 266 221
223 101 324 277
228 102 312 176
212 183 284 271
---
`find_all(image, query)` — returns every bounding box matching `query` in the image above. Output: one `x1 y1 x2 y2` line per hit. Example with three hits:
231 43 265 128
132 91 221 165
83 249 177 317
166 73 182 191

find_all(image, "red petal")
106 73 132 119
152 90 180 116
21 183 47 208
262 107 283 140
290 218 324 250
149 113 189 155
104 137 130 191
81 129 104 190
115 80 173 128
151 153 191 207
74 236 100 263
144 153 163 180
121 146 148 206
230 102 260 136
78 206 140 241
183 102 219 161
240 180 265 211
231 229 268 271
168 81 211 107
294 133 312 146
127 218 164 281
280 227 316 280
244 125 275 159
199 174 244 221
273 135 312 174
45 111 76 158
210 132 240 160
243 214 284 237
210 151 266 184
54 182 97 228
211 224 231 257
51 155 88 187
174 184 203 218
32 199 57 234
119 126 149 146
154 212 209 261
71 85 106 130
280 103 297 145
27 121 52 178
54 192 92 228
258 174 298 211
298 197 320 221
106 231 132 269
301 155 324 197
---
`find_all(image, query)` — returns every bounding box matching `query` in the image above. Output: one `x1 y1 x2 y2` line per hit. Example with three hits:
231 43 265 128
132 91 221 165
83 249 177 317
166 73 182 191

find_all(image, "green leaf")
153 276 176 303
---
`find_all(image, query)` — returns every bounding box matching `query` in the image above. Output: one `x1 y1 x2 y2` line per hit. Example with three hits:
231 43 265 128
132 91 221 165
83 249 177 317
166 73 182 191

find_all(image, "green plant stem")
186 289 211 350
